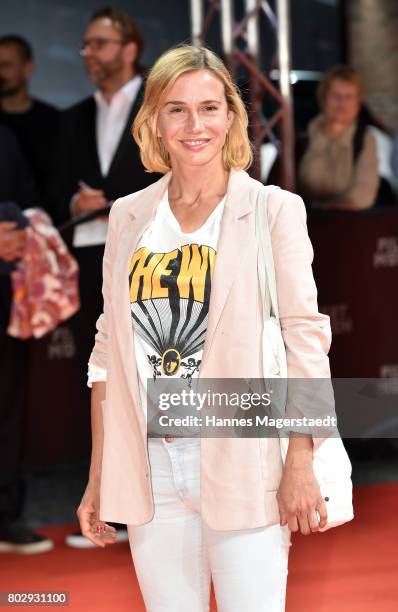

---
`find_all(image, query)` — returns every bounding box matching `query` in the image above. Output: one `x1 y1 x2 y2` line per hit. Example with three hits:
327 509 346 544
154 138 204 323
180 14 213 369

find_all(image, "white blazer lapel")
111 174 171 436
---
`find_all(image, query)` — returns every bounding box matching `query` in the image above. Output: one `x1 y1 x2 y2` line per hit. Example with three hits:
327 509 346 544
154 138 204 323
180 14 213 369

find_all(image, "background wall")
0 0 191 108
0 0 344 109
347 0 398 132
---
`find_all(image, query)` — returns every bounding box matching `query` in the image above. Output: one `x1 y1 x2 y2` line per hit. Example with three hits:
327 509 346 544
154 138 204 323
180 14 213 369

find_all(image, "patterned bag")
7 208 80 339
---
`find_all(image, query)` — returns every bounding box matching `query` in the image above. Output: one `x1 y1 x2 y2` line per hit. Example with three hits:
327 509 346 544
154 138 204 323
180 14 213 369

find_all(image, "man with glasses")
50 7 159 548
53 6 156 225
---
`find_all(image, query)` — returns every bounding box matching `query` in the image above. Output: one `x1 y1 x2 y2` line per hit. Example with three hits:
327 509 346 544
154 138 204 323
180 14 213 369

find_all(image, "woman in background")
298 65 379 211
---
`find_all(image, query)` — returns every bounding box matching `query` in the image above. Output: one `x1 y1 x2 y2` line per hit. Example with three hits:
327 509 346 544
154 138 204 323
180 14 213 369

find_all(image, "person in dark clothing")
0 125 53 554
0 126 39 208
48 7 159 547
0 35 60 212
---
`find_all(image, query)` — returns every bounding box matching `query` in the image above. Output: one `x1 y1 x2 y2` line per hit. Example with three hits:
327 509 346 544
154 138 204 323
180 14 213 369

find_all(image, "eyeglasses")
79 37 126 55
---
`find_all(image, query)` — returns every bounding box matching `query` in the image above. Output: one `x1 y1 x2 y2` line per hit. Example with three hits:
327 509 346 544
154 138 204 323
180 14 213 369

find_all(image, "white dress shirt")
72 75 142 248
94 75 142 176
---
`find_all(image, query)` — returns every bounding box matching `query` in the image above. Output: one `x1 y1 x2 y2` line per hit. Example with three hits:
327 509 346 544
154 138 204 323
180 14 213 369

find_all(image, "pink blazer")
89 168 332 530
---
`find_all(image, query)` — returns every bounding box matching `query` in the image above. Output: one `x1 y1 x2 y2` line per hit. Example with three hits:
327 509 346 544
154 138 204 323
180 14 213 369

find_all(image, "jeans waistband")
147 436 201 446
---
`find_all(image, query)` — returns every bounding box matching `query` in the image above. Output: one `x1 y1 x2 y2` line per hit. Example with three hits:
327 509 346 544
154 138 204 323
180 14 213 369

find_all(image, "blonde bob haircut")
133 44 253 174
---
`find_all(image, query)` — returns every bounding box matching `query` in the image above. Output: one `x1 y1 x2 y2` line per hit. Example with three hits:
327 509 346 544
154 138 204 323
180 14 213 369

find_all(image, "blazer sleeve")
268 189 332 377
88 201 119 371
267 189 336 446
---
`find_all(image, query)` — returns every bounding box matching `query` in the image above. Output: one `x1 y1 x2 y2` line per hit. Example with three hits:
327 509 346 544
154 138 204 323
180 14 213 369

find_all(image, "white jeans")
127 437 291 612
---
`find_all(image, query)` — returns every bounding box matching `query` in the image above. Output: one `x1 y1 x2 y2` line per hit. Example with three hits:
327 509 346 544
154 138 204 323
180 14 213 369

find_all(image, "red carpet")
0 482 397 611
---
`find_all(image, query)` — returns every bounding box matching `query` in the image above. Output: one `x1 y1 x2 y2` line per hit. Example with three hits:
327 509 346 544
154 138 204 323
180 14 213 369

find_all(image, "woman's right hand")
76 480 117 548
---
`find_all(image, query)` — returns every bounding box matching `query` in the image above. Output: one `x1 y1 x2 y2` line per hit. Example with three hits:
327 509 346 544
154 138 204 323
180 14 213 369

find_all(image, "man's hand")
0 221 27 261
277 437 328 535
73 184 107 215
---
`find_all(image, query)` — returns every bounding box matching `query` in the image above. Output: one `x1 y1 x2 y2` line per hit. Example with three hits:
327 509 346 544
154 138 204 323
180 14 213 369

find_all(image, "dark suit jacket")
50 84 160 225
0 126 40 211
0 126 40 319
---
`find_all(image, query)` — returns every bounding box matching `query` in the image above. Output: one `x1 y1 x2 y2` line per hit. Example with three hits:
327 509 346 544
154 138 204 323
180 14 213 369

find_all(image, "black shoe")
65 525 129 548
0 521 54 555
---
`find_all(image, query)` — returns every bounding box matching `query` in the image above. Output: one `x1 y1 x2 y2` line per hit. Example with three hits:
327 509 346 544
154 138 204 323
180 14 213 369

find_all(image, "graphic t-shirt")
128 189 225 418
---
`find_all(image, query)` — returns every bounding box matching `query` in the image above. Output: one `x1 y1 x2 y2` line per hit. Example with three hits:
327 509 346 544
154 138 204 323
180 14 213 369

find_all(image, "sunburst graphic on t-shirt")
129 243 216 379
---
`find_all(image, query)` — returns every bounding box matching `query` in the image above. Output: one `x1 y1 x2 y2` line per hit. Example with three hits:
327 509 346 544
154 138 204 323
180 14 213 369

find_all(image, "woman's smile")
180 138 211 151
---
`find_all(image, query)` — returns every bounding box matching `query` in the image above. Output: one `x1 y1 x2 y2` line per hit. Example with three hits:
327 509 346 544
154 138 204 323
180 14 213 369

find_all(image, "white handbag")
255 186 354 532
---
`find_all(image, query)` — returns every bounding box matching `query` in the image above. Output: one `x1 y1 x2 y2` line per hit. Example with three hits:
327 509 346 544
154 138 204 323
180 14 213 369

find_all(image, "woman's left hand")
276 454 328 535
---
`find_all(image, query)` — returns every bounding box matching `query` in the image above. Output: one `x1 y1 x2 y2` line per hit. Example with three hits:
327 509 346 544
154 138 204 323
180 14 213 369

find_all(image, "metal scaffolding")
189 0 295 190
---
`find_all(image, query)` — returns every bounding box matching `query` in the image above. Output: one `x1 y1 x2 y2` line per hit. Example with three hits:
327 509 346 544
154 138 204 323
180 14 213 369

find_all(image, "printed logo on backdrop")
321 304 353 335
373 237 398 268
375 365 398 396
47 326 76 360
380 364 398 378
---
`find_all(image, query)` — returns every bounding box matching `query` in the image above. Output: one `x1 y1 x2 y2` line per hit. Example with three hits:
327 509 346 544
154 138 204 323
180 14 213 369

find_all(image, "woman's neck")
168 162 230 205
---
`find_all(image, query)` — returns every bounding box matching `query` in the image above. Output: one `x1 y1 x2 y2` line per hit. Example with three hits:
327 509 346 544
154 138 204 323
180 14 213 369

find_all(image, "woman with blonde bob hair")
77 44 335 611
133 45 253 174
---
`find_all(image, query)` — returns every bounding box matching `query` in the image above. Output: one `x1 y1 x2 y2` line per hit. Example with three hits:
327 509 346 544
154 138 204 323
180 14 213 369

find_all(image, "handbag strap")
255 186 280 323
